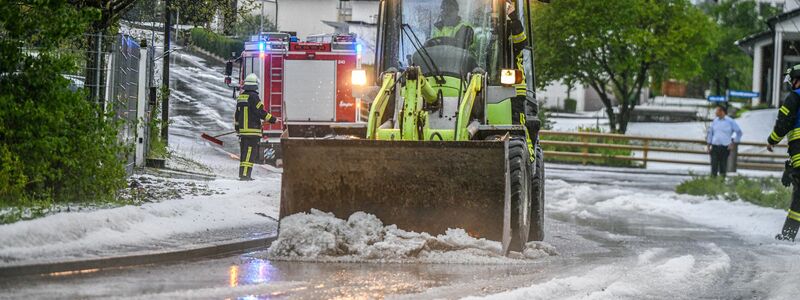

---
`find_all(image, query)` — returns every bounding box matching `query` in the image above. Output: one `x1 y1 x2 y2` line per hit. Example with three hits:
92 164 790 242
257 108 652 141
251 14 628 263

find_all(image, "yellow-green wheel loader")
280 0 547 255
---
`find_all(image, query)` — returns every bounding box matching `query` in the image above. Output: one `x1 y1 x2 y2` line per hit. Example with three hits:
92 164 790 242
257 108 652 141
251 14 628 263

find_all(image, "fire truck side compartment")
283 60 337 122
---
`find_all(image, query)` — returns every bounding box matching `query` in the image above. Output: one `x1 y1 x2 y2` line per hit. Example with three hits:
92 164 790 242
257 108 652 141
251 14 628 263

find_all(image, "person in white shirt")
706 105 743 177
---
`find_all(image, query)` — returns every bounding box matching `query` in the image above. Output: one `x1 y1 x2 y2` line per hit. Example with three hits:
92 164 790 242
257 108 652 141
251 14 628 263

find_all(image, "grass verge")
675 175 791 209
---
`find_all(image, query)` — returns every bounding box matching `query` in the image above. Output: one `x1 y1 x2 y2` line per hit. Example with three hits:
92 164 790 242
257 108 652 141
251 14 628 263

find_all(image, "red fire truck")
225 32 366 166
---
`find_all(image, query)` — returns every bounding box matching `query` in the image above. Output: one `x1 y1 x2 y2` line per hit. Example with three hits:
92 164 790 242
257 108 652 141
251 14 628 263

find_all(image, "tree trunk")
587 80 617 133
724 76 730 93
618 103 630 134
606 106 617 133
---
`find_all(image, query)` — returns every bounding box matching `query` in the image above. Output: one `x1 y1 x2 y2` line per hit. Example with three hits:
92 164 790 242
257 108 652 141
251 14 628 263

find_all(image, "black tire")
508 138 532 252
529 145 545 241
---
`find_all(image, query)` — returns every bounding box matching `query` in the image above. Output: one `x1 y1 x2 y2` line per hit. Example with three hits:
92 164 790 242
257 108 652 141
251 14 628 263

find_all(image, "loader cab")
375 0 521 85
361 0 537 141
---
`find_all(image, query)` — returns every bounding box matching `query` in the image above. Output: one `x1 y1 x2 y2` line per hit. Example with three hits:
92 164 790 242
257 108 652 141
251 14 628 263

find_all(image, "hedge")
190 28 244 59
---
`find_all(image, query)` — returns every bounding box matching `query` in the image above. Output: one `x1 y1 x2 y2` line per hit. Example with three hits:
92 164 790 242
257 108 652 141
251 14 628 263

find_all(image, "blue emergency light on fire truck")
223 32 367 166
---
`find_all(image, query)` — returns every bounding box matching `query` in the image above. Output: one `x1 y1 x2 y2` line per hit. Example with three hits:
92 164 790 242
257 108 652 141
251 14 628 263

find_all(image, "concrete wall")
539 81 585 112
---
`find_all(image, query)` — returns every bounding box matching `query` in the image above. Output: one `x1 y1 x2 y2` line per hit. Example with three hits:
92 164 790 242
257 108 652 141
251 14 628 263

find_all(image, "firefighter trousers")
780 174 800 240
239 136 260 180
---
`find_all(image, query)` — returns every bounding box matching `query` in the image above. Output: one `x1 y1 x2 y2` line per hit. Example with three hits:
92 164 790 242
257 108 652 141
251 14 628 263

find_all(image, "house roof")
735 8 800 55
735 30 772 51
767 7 800 29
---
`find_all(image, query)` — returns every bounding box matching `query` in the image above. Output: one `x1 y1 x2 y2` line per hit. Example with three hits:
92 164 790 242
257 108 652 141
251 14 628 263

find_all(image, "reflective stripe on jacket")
235 90 272 137
769 89 800 167
432 22 468 39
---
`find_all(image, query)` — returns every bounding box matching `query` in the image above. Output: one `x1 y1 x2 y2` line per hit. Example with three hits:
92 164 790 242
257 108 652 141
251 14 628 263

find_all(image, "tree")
1 0 126 206
699 0 781 96
123 0 161 24
234 13 277 37
534 0 715 133
172 0 257 30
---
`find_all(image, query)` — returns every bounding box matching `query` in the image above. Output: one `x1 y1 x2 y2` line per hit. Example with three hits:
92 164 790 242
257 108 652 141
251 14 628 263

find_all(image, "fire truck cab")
227 32 366 166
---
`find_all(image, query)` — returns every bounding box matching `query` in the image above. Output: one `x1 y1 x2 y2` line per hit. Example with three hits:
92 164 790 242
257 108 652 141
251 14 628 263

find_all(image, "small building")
737 7 800 107
538 83 609 113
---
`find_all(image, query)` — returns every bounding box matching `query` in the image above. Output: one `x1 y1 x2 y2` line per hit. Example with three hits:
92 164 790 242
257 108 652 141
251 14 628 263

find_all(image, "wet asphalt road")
2 170 798 299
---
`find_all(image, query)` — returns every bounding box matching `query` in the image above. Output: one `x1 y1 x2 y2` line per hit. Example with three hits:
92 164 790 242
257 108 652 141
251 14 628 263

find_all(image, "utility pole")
161 0 172 143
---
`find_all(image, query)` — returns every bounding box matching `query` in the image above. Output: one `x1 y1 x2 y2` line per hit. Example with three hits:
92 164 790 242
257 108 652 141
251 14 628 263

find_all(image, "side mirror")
224 61 233 77
224 61 234 86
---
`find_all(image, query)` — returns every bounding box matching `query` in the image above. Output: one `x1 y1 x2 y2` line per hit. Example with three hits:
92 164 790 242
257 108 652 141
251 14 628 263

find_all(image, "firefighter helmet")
244 73 259 90
784 64 800 84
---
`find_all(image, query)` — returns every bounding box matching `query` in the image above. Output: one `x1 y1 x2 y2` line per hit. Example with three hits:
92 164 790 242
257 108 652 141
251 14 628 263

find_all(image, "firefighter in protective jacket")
768 64 800 241
235 73 277 180
505 0 532 123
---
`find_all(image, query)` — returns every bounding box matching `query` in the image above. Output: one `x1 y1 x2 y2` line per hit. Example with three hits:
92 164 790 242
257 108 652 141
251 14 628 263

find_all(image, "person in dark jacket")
505 0 532 124
235 73 277 180
768 64 800 242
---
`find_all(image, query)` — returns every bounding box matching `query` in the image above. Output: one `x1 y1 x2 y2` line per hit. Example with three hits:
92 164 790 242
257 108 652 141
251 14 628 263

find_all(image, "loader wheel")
508 138 532 252
529 145 545 241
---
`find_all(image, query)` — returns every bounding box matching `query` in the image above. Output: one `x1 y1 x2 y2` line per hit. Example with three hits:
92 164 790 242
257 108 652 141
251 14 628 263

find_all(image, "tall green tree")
0 0 126 206
534 0 715 133
234 13 276 37
172 0 256 32
699 0 781 95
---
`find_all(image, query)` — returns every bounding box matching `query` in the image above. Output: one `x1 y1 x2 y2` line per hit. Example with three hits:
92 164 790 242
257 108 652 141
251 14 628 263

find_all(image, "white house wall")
277 0 339 39
351 1 380 24
539 81 587 112
751 39 771 106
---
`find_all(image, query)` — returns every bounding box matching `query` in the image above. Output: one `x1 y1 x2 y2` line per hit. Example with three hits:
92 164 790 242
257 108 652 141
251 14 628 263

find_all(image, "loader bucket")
279 138 514 253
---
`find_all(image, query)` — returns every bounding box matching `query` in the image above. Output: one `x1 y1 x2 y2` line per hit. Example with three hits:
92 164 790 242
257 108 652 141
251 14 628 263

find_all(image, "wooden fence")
539 130 786 171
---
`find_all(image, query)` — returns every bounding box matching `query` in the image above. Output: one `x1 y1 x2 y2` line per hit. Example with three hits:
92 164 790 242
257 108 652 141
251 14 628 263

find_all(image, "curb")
545 164 694 177
141 167 217 181
0 236 276 278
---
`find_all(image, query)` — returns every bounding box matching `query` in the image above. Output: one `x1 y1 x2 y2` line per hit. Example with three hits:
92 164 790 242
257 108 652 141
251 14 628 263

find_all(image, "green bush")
541 126 635 167
0 0 126 221
190 28 244 59
0 55 127 206
676 175 791 209
564 98 577 113
148 86 170 159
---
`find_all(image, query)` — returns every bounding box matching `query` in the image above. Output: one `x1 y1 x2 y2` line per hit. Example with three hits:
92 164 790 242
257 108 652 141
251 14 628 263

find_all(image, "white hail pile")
267 209 557 264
